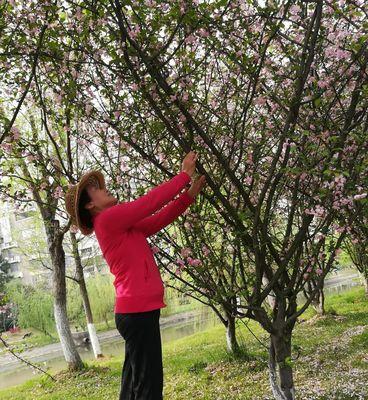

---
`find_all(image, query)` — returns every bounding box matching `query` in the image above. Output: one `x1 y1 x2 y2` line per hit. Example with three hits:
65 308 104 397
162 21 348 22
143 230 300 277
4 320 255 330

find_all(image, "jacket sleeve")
132 190 195 237
102 171 191 231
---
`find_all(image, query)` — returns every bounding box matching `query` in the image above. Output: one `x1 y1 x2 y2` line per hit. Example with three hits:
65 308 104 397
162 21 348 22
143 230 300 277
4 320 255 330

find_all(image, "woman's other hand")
187 175 206 199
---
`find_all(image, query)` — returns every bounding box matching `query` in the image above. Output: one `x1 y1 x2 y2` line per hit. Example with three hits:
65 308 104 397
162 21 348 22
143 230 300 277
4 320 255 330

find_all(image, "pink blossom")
187 257 202 267
0 142 13 153
185 34 196 45
184 221 191 229
316 233 325 240
353 193 367 200
10 127 20 140
304 205 326 218
289 5 301 15
182 92 189 101
113 80 122 92
175 264 185 276
202 245 210 256
151 245 160 254
180 247 192 258
254 97 267 106
85 103 93 116
198 28 209 38
53 186 64 199
70 225 79 233
335 248 342 256
176 258 185 266
27 154 36 162
317 80 329 89
128 25 140 39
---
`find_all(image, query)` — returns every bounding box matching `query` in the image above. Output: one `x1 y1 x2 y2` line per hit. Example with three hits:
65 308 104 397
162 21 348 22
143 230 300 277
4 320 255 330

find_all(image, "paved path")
325 273 360 287
0 308 206 369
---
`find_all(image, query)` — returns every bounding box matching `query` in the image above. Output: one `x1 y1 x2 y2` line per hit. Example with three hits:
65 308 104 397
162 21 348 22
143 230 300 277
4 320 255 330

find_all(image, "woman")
65 151 206 399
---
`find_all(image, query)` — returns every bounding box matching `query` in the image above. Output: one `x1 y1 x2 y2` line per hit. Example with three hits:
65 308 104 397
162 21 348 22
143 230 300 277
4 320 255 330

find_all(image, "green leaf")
313 97 321 107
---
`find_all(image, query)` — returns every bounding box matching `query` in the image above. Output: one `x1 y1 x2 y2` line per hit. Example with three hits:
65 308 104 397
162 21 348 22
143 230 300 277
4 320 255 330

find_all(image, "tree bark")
311 288 325 315
71 232 103 358
50 228 84 370
268 332 295 400
262 275 276 310
363 274 368 297
224 308 240 355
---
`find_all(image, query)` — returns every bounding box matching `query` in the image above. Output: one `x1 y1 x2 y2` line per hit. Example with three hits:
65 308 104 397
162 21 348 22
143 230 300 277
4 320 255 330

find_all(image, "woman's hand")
187 175 206 199
181 151 198 177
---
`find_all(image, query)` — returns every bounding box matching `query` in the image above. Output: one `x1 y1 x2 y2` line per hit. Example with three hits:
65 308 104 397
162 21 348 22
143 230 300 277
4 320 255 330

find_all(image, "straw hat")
65 170 106 235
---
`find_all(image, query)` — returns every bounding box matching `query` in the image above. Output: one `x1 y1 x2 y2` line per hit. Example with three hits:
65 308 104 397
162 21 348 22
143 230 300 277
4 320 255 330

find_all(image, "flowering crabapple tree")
2 0 368 398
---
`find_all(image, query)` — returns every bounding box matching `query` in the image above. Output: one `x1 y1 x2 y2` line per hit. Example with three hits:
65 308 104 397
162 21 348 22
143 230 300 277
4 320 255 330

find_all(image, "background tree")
0 254 11 292
342 210 368 296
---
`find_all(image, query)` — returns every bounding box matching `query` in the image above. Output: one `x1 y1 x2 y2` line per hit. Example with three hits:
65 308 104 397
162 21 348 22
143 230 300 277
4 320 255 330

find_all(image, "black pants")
115 308 163 400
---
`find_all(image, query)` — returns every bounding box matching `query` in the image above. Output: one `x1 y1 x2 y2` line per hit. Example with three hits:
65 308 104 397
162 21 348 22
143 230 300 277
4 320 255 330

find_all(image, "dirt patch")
302 313 346 325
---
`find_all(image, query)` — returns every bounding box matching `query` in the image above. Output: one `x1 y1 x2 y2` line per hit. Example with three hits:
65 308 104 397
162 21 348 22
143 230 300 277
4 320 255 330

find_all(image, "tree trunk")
363 274 368 297
262 275 276 310
79 273 103 358
18 160 83 370
312 288 325 315
54 299 84 370
268 332 295 400
49 226 84 371
224 308 240 355
71 232 103 358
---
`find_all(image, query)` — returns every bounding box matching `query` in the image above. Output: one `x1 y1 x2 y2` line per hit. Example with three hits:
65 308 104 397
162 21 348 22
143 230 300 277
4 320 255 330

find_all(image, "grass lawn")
0 287 367 400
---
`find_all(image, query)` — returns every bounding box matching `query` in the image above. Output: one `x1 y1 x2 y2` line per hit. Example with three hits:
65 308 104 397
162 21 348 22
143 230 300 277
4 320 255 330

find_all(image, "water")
0 306 220 390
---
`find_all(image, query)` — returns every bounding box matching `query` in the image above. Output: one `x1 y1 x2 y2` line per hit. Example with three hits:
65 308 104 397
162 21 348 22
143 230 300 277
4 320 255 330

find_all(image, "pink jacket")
91 171 195 313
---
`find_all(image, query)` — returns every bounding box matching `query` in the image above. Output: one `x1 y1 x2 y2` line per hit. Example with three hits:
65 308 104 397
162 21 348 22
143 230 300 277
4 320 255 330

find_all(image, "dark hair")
78 188 93 229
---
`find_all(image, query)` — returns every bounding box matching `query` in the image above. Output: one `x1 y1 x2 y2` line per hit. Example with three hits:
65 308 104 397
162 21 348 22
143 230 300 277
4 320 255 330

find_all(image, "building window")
15 210 33 221
81 247 92 257
22 229 33 239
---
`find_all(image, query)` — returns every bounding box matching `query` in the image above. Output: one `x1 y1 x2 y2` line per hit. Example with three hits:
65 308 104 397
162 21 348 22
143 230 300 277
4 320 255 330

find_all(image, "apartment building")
0 199 107 286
